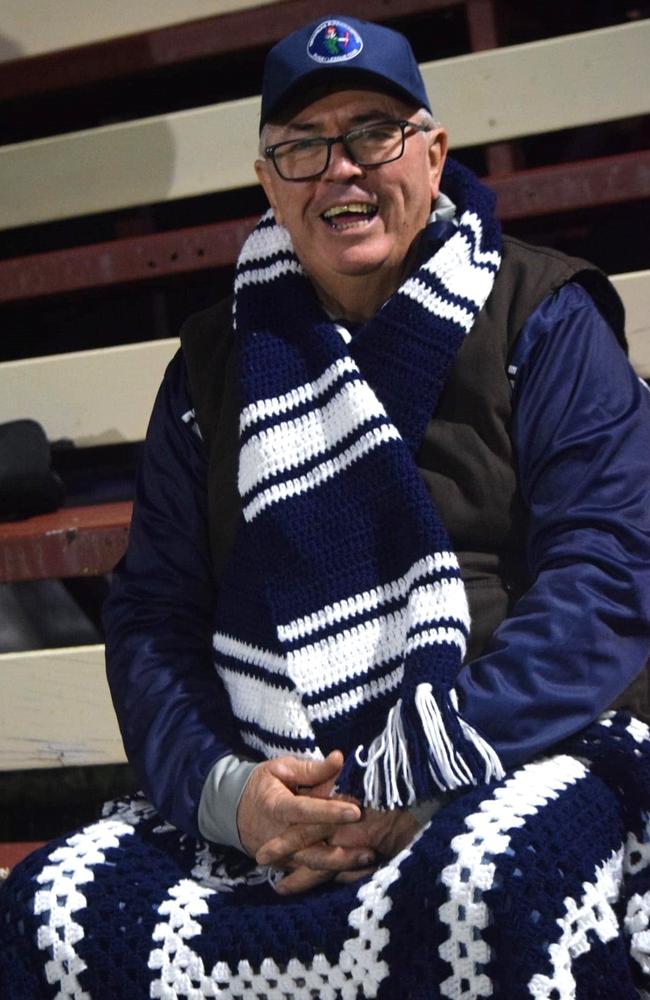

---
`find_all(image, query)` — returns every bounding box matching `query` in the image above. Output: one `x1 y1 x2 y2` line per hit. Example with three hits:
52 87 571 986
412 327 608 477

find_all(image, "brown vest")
181 236 648 714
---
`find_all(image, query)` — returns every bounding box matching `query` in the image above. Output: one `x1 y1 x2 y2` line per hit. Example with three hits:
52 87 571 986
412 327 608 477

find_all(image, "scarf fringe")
337 682 504 808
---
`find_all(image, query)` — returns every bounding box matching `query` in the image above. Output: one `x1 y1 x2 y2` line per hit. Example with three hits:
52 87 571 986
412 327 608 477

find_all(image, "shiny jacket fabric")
104 273 650 839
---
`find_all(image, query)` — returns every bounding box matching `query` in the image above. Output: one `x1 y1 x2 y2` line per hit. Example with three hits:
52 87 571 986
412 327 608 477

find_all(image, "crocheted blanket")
2 712 650 998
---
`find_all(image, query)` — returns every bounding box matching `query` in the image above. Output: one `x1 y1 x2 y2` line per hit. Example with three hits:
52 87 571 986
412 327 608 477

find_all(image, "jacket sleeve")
103 350 242 837
455 281 650 768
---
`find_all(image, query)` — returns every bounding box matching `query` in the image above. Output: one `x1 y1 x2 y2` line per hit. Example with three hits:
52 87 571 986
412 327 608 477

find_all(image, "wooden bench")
0 4 648 871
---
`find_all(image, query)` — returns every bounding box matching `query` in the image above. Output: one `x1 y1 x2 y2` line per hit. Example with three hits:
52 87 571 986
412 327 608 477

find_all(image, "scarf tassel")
336 682 504 809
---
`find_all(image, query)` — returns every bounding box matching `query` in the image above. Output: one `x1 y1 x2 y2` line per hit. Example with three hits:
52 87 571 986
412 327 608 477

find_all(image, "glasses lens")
274 138 329 180
347 122 405 166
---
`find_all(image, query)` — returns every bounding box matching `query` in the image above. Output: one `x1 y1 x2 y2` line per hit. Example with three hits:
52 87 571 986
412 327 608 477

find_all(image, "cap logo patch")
307 20 363 64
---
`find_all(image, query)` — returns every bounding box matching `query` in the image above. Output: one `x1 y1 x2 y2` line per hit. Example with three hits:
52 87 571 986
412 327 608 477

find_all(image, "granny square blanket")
2 712 650 998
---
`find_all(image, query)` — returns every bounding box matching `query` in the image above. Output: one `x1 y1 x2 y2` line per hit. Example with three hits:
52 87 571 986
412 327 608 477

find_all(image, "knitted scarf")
213 159 505 807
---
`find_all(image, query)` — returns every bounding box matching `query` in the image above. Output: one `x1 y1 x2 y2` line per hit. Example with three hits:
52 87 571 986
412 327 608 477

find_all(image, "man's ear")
255 159 285 225
428 128 448 201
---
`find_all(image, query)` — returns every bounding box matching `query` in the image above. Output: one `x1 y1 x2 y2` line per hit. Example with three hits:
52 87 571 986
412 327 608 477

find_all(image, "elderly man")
3 14 650 1000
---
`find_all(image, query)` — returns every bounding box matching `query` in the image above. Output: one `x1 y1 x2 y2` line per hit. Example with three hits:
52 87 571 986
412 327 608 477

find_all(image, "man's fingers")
270 750 344 790
237 754 361 859
274 863 377 896
256 823 331 865
275 866 333 896
259 827 374 870
273 790 360 828
302 776 337 799
292 843 376 873
334 867 377 884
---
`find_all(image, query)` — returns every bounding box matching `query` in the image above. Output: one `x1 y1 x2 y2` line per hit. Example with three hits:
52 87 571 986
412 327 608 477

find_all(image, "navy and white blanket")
2 712 650 998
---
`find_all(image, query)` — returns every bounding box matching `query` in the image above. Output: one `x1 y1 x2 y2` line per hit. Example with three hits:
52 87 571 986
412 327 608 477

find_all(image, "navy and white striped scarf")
213 159 505 807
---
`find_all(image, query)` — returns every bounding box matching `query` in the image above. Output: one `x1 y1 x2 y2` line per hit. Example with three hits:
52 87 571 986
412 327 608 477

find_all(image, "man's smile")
321 202 379 230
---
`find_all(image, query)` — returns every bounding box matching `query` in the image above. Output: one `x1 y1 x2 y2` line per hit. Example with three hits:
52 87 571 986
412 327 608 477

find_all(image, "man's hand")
236 750 362 860
266 806 421 896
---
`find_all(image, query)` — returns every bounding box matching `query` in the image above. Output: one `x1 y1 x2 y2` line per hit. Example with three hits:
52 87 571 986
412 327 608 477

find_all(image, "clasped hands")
236 750 419 895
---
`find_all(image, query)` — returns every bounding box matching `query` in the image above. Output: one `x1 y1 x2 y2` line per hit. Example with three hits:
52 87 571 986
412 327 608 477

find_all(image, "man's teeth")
322 203 377 225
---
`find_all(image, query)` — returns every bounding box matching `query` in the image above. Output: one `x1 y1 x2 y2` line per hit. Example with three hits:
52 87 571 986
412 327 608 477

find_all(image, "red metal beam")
491 150 650 220
0 0 464 101
0 217 258 303
465 0 523 176
465 0 504 51
0 502 132 583
0 842 47 872
1 152 648 304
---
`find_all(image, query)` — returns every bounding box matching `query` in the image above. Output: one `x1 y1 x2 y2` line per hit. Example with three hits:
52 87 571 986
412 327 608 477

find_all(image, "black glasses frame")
264 119 431 182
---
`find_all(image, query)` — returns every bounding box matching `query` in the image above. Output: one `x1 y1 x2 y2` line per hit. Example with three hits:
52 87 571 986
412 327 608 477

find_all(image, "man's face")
255 89 447 308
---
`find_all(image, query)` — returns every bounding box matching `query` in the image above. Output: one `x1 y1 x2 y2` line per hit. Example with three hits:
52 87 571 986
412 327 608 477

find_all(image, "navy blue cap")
260 15 431 130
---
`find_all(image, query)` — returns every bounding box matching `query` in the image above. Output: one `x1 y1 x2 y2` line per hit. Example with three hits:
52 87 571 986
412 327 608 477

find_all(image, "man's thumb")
277 750 343 787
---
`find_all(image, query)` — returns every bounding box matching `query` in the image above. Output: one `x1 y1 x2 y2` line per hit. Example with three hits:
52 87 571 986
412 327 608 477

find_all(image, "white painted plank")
0 97 258 229
425 19 650 147
611 270 650 379
0 337 178 446
1 21 648 228
0 644 126 769
0 0 281 61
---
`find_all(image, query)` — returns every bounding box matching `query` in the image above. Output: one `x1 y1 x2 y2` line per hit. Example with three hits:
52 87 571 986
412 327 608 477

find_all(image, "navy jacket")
104 282 650 837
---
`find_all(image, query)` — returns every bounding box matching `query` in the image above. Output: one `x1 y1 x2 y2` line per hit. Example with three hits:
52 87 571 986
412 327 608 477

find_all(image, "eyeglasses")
264 119 431 181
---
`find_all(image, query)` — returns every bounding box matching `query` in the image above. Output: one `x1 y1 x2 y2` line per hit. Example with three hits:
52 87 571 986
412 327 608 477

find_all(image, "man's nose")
323 140 364 179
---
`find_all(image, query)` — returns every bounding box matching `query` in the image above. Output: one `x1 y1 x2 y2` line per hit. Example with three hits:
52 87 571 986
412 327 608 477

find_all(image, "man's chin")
327 245 398 280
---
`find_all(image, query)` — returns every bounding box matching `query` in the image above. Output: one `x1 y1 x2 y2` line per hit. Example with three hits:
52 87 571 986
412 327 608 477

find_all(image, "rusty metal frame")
0 843 47 871
0 502 131 583
465 0 504 51
464 0 523 176
0 217 257 302
489 150 650 220
0 0 465 101
1 152 648 304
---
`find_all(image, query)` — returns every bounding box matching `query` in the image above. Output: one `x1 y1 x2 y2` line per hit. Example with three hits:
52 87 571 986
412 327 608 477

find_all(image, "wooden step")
0 841 47 876
0 501 132 583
